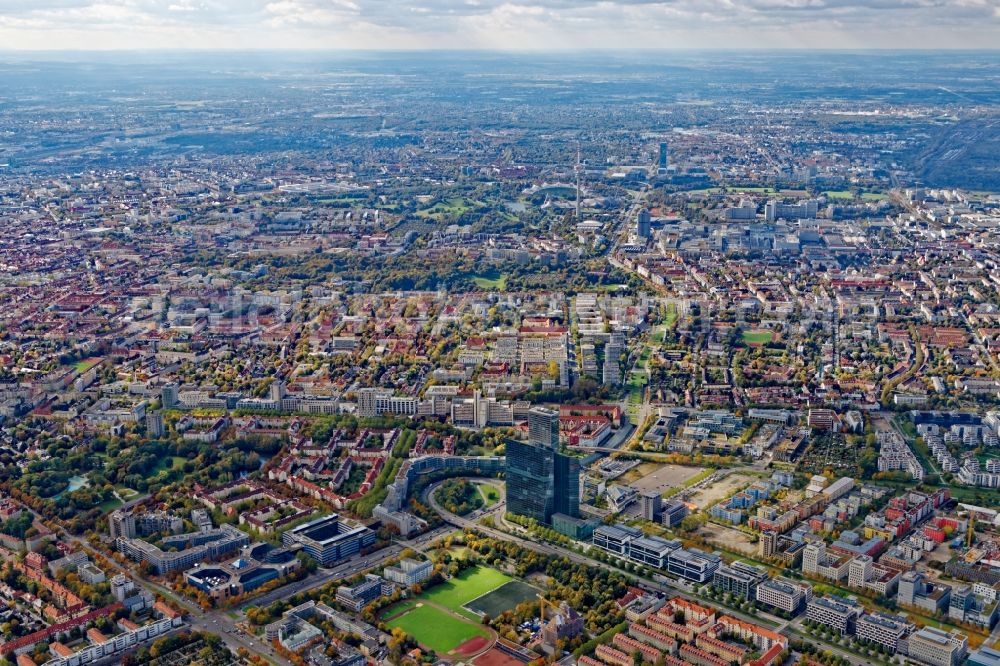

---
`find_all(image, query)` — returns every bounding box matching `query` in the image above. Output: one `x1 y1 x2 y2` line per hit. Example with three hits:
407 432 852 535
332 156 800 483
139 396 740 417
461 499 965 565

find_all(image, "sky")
0 0 998 51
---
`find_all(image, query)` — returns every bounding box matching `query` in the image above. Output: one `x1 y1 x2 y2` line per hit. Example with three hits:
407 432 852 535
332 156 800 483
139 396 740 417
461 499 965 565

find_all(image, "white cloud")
0 0 995 49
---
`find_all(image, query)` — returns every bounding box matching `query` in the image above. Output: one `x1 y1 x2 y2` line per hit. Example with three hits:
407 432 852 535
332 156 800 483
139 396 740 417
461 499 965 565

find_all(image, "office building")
506 437 556 523
657 142 669 173
506 426 580 528
185 544 300 602
629 535 681 569
666 547 721 583
898 570 952 613
968 646 1000 666
335 574 391 612
554 453 581 518
712 561 769 601
592 524 682 570
949 585 999 629
755 577 811 613
282 515 375 567
661 500 688 528
855 612 912 654
806 595 862 635
593 524 640 557
905 627 968 666
641 491 662 522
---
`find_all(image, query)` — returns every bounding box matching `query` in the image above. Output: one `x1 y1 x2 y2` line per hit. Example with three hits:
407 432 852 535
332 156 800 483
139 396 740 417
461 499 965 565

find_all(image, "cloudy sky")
0 0 998 50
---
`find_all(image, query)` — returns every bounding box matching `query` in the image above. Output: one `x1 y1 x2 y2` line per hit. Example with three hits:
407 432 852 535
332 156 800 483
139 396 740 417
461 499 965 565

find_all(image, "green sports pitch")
418 565 512 614
384 603 489 654
464 580 539 617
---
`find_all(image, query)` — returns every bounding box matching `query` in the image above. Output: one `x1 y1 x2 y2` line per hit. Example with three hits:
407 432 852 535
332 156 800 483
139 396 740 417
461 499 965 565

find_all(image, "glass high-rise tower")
506 407 580 524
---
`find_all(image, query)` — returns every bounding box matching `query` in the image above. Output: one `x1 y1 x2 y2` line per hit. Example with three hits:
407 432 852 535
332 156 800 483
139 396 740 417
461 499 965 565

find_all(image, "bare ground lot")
926 540 957 564
687 473 757 510
628 464 707 495
697 522 758 556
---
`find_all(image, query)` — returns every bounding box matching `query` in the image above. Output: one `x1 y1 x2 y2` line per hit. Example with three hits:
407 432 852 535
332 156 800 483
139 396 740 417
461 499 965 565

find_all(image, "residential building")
528 406 559 448
382 558 432 587
803 541 850 581
116 524 250 575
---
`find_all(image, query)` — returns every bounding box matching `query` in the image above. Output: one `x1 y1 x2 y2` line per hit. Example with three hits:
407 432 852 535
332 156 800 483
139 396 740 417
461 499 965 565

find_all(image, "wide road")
424 479 872 666
65 520 455 666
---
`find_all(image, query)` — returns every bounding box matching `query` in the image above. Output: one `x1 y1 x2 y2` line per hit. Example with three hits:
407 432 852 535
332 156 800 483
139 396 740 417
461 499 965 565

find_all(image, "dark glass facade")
506 438 579 524
554 453 581 518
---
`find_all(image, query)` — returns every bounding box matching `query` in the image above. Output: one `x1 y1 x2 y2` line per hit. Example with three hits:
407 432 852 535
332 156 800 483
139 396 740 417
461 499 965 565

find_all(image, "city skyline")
0 0 998 51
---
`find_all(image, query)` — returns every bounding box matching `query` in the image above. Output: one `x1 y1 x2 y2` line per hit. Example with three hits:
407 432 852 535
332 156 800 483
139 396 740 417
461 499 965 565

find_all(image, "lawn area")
115 486 140 500
823 190 887 202
384 603 489 654
73 358 101 373
416 197 483 221
97 497 122 513
151 455 186 476
741 330 774 345
534 185 577 199
626 359 647 420
471 269 508 291
664 303 678 330
419 566 512 614
476 483 501 507
733 186 778 194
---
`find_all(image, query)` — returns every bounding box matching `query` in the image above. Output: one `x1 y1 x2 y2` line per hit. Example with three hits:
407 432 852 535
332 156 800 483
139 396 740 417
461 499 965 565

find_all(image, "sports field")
741 329 774 345
465 580 539 617
385 602 490 654
419 566 512 613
